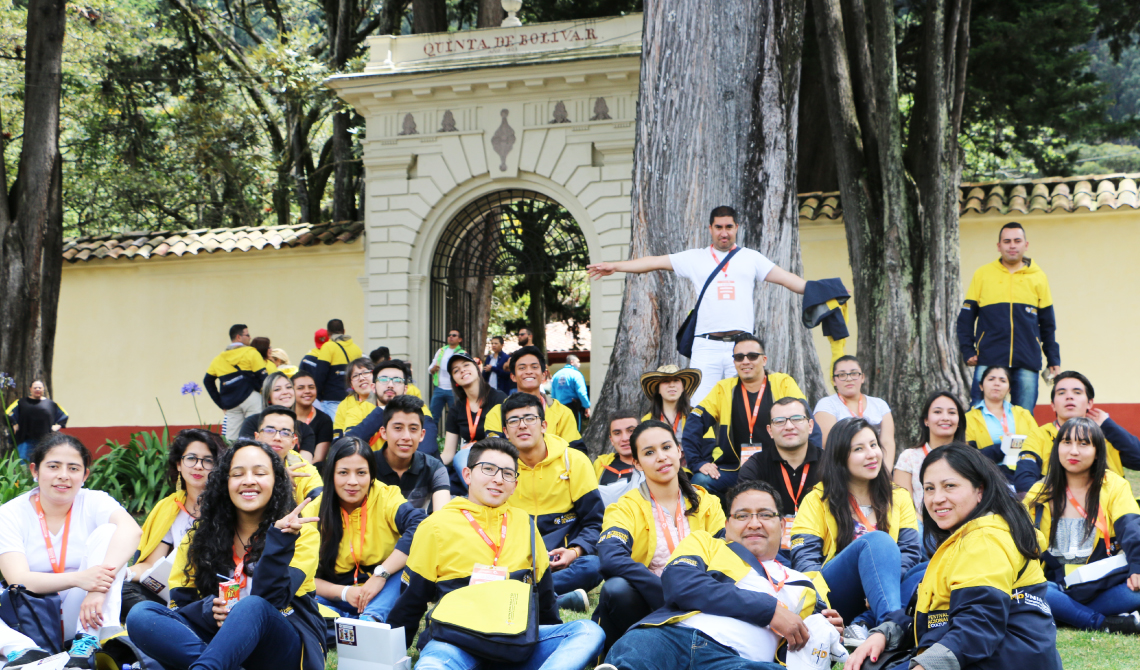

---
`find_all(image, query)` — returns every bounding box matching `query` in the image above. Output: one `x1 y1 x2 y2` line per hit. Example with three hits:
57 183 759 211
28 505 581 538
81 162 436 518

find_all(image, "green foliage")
0 454 34 503
1068 142 1140 175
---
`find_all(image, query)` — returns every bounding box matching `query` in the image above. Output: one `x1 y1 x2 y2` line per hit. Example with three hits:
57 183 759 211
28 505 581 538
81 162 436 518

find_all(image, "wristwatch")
373 566 391 580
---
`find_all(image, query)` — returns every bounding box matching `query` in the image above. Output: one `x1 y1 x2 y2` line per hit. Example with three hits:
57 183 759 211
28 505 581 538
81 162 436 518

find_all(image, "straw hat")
640 365 702 401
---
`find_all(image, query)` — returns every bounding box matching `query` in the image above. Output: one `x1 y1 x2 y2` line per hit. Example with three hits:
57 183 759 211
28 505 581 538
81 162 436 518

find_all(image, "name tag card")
469 564 509 586
740 443 763 465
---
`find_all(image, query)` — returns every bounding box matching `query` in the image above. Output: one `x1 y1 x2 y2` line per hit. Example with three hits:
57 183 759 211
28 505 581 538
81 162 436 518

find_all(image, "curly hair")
165 429 225 490
183 439 297 599
316 436 377 581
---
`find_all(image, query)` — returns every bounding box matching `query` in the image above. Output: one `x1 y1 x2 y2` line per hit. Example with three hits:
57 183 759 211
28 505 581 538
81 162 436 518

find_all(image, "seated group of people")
0 336 1137 670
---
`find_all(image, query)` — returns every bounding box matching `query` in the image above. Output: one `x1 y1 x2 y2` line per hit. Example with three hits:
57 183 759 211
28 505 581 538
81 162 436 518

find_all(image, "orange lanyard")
341 500 368 583
710 245 737 277
921 443 930 457
465 401 484 443
1065 488 1111 545
232 548 248 588
32 493 71 574
175 499 198 519
300 407 316 425
650 489 687 554
850 496 876 531
780 463 810 512
761 561 787 594
740 379 768 439
847 395 866 418
997 408 1010 436
462 509 508 567
604 461 632 476
661 413 682 434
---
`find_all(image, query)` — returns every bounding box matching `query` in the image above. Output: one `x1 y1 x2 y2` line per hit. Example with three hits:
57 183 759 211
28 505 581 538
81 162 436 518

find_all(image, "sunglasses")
732 352 765 362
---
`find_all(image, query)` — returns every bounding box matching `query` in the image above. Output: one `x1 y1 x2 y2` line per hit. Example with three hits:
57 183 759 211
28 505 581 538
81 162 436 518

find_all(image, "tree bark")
477 0 503 28
0 0 66 450
585 0 824 455
811 0 972 451
413 0 447 33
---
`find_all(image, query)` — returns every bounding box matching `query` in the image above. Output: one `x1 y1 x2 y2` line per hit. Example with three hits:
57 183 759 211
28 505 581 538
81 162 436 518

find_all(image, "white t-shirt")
0 488 124 573
895 447 929 514
434 347 460 390
161 509 196 550
670 246 776 335
813 394 892 428
679 559 811 662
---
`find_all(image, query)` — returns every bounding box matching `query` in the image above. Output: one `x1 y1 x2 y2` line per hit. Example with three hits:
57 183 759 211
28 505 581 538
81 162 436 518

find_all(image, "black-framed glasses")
730 510 779 522
771 415 809 426
732 352 765 362
473 462 518 483
181 454 216 470
504 414 541 428
351 371 373 382
834 371 863 381
375 376 405 385
260 427 294 438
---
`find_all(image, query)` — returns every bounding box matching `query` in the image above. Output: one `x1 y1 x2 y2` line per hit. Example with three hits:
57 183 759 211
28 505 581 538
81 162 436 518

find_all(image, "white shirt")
813 394 892 428
679 559 811 662
161 509 196 550
895 447 929 513
0 488 124 573
670 246 776 335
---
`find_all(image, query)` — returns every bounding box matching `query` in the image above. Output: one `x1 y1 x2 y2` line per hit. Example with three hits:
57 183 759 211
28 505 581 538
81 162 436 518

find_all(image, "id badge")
781 515 795 550
740 443 763 465
469 563 509 586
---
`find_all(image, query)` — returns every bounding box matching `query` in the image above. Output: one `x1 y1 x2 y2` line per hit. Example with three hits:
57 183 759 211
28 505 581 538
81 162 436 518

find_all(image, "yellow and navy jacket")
333 395 376 438
637 531 824 644
303 482 425 586
877 514 1061 670
285 451 324 506
682 375 822 472
1013 418 1140 493
511 434 603 555
598 484 725 610
483 397 582 445
169 524 326 670
956 258 1060 371
387 498 560 648
593 453 636 483
312 337 363 403
790 483 921 583
343 402 439 456
135 491 188 563
1024 472 1140 599
964 403 1038 467
297 347 321 378
203 345 267 410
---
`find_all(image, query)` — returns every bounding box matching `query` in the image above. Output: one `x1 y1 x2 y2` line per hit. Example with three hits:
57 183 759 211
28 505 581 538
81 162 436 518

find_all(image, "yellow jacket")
137 490 187 562
483 396 581 444
964 404 1039 449
1013 418 1140 492
286 451 324 506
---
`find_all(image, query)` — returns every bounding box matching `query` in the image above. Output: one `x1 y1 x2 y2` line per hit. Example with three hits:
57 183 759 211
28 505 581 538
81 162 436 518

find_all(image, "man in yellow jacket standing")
203 323 266 440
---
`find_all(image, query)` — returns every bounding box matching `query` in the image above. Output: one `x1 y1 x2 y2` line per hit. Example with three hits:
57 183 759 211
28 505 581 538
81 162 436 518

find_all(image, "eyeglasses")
504 414 541 428
729 511 780 522
834 371 863 381
181 454 216 470
473 462 518 483
375 376 405 385
259 427 294 438
732 352 765 362
770 415 808 426
351 372 373 382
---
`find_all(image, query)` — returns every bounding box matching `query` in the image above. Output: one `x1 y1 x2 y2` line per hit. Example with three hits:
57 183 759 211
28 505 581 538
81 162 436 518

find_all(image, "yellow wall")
55 244 366 427
800 208 1140 405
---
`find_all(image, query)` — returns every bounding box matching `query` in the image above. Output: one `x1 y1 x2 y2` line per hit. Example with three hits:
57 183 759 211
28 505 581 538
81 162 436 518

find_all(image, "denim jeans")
16 441 34 462
819 531 902 626
901 561 928 607
605 624 784 670
971 366 1040 411
593 577 651 656
321 399 342 419
552 554 602 595
1045 580 1140 630
430 388 453 429
690 469 739 497
415 620 604 670
315 569 404 622
126 597 301 670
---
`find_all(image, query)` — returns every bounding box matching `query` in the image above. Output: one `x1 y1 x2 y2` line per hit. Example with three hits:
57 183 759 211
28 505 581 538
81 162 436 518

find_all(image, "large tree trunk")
477 0 503 28
811 0 972 452
0 0 66 451
585 0 824 455
412 0 447 33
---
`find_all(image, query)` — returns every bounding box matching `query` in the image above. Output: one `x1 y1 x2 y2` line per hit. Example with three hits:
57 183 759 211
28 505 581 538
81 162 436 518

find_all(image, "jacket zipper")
1008 271 1015 366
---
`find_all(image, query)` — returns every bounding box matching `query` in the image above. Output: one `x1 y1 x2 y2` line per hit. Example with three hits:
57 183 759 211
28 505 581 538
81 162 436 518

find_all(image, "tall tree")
0 0 66 449
810 0 972 447
585 0 824 453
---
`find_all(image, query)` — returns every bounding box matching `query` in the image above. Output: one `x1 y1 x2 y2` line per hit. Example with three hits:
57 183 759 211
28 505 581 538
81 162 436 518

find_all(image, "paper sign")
1001 434 1026 468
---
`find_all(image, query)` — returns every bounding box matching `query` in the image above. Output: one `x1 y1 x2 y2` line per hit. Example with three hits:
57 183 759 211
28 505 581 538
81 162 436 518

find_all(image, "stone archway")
327 13 643 401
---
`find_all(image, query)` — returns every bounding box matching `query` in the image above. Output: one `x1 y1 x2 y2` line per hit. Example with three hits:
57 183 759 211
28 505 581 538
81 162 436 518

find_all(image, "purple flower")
181 382 204 396
0 373 15 390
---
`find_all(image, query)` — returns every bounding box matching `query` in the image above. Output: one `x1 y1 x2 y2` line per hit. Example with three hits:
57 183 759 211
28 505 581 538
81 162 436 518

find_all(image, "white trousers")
0 523 125 654
224 393 263 441
689 338 738 406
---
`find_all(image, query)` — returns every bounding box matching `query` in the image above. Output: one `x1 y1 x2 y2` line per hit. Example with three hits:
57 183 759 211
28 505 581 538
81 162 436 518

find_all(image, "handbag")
426 517 540 662
0 584 65 654
675 247 740 358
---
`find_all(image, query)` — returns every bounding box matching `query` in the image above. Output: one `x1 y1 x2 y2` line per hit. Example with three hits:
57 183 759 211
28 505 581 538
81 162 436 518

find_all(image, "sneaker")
1102 612 1140 635
841 623 870 647
5 649 52 668
595 665 618 670
65 632 100 668
556 588 590 613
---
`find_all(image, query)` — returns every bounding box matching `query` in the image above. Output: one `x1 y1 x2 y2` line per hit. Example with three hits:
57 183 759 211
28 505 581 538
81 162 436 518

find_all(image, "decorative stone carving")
550 101 570 124
398 113 418 135
590 97 611 121
491 109 516 172
501 0 522 27
439 110 458 132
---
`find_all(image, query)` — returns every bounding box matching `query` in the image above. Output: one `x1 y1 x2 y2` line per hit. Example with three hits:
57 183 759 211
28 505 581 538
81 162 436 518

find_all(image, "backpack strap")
694 247 740 311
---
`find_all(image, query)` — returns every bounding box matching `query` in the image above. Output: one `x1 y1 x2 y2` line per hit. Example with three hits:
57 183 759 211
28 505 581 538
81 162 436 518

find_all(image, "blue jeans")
971 366 1039 411
451 448 472 493
321 399 342 418
430 387 453 427
16 441 35 462
901 561 928 606
690 469 739 497
126 597 301 670
552 554 602 595
820 531 902 626
415 619 604 670
605 625 783 670
316 569 404 622
1045 580 1140 630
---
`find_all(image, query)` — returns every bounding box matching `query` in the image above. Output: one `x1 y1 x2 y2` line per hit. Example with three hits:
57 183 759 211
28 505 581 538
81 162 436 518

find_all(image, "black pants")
592 577 652 656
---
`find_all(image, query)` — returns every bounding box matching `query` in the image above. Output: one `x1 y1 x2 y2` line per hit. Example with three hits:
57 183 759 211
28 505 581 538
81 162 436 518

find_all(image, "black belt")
697 331 748 342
